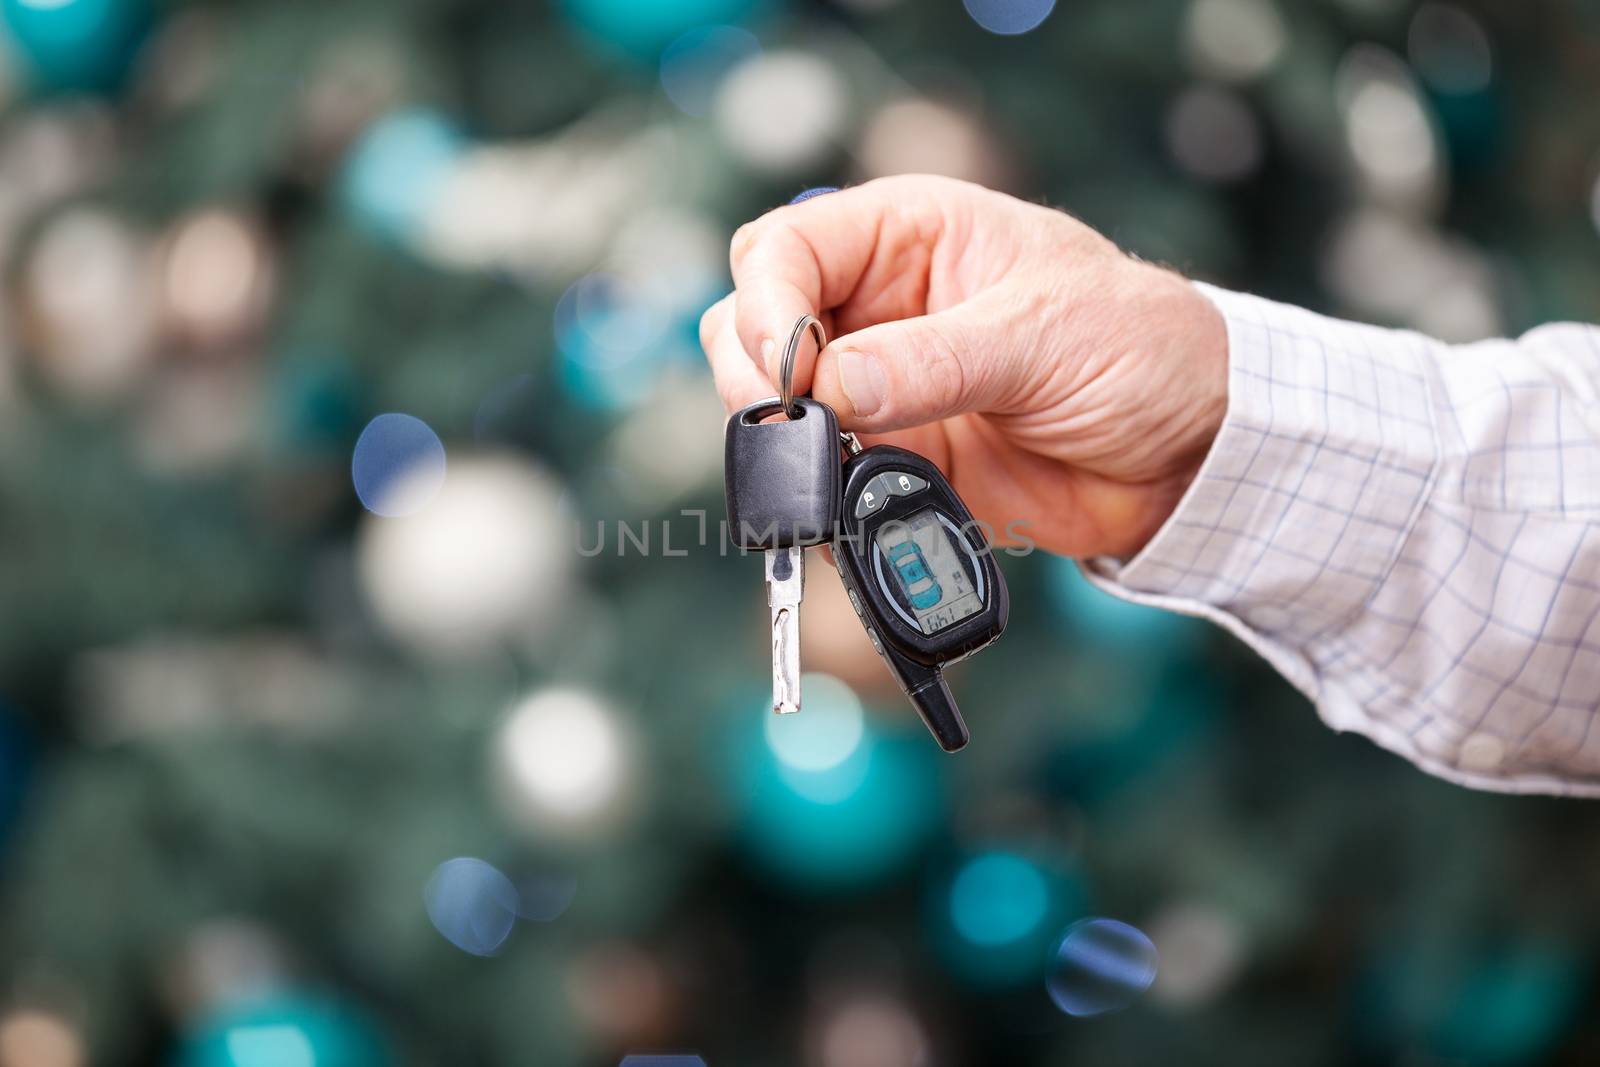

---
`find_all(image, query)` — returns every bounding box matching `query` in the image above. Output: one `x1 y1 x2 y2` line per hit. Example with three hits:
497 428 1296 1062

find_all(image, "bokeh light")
423 857 520 957
934 847 1085 986
659 24 759 117
1321 208 1500 342
1046 918 1159 1017
568 942 673 1044
949 852 1049 947
160 208 272 347
132 357 259 474
350 413 447 518
20 205 155 401
1361 937 1584 1066
493 687 634 834
341 108 464 246
1183 0 1285 83
814 996 930 1067
608 207 727 321
858 97 1002 185
1408 4 1492 96
0 1008 83 1067
604 374 726 509
1336 47 1442 212
1145 902 1246 1008
417 128 675 278
765 672 865 775
161 919 292 1023
715 50 846 173
556 273 672 410
175 996 388 1067
357 455 570 652
271 347 361 457
961 0 1055 36
731 683 942 890
760 674 869 786
1165 85 1263 184
560 0 759 57
1050 557 1204 650
559 236 714 412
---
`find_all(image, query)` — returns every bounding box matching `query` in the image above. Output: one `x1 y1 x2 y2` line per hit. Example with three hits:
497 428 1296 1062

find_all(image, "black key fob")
832 443 1009 751
724 397 841 549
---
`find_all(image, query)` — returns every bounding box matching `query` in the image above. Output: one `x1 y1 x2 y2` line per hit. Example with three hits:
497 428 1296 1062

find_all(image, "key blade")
766 547 804 714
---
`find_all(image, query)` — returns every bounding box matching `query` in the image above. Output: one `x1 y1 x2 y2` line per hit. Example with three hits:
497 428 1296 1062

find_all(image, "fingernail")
838 350 886 417
760 337 776 376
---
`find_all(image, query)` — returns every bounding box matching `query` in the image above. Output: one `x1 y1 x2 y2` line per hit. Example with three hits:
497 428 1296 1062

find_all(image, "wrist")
1115 266 1229 556
1158 270 1229 472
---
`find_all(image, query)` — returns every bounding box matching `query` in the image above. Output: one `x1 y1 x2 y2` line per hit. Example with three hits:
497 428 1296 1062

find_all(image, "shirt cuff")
1083 283 1441 724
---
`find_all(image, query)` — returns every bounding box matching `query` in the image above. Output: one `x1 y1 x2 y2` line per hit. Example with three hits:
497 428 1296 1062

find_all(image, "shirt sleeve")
1083 283 1600 797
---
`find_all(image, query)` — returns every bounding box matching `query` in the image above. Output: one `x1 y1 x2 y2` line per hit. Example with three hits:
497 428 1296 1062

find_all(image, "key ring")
778 314 825 421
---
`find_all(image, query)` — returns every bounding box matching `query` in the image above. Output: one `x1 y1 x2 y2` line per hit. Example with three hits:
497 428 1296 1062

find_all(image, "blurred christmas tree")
0 1 1597 1066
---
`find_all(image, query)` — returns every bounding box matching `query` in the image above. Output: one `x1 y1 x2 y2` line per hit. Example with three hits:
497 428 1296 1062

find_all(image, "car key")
831 437 1008 751
725 390 842 716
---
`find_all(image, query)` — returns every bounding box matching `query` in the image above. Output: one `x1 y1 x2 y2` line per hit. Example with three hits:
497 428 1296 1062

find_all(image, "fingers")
699 293 773 412
730 179 943 397
809 299 1021 432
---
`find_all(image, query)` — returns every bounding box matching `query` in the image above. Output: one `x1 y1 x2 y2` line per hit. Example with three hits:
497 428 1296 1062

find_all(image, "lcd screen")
874 508 983 635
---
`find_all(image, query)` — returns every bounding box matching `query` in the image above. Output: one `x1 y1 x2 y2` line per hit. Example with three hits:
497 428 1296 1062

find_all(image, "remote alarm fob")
831 441 1009 752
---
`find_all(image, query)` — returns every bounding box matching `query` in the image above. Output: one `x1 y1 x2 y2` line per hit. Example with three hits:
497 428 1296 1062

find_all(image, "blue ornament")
1 0 149 92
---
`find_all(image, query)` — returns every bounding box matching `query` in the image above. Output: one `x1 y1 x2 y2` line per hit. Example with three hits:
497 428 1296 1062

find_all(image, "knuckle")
918 319 969 410
698 300 725 349
730 219 767 264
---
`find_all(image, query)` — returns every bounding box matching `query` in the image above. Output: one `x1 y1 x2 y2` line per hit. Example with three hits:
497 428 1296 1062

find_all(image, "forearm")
1086 284 1600 795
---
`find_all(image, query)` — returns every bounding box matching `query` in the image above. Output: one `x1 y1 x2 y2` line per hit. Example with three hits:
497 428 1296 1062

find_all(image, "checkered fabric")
1086 283 1600 796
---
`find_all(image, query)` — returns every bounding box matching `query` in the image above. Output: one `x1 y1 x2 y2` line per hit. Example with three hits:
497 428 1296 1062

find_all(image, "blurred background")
0 0 1598 1064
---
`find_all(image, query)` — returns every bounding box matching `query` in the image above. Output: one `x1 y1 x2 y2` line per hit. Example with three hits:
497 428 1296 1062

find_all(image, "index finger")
729 179 923 397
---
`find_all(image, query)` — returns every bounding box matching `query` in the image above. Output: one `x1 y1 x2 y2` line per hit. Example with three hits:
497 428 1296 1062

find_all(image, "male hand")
700 175 1229 560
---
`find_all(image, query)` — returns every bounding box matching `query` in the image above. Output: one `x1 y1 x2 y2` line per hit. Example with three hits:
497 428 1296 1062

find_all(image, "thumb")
810 304 1020 431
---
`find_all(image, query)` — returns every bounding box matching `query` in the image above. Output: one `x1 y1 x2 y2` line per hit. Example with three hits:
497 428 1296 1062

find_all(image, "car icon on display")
886 539 943 611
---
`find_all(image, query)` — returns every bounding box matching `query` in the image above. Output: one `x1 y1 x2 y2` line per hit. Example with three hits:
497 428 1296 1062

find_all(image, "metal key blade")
766 545 805 714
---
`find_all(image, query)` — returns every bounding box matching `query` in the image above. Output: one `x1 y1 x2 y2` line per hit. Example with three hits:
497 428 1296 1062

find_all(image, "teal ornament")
176 995 388 1067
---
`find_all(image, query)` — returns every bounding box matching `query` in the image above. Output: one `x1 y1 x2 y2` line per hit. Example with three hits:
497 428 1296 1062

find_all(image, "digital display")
874 508 983 635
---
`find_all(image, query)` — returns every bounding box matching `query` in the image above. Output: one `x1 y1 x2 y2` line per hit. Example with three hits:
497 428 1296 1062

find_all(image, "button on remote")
884 471 928 497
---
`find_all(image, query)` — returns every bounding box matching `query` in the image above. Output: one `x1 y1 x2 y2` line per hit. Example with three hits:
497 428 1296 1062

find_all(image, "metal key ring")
778 314 826 421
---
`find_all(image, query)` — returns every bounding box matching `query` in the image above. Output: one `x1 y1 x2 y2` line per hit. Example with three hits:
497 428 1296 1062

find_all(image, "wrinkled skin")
701 175 1229 560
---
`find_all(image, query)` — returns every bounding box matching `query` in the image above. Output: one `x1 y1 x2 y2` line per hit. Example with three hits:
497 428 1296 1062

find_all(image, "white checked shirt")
1086 284 1600 797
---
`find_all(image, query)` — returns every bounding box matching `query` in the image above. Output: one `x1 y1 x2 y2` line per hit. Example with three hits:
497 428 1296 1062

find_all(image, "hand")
700 174 1229 560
